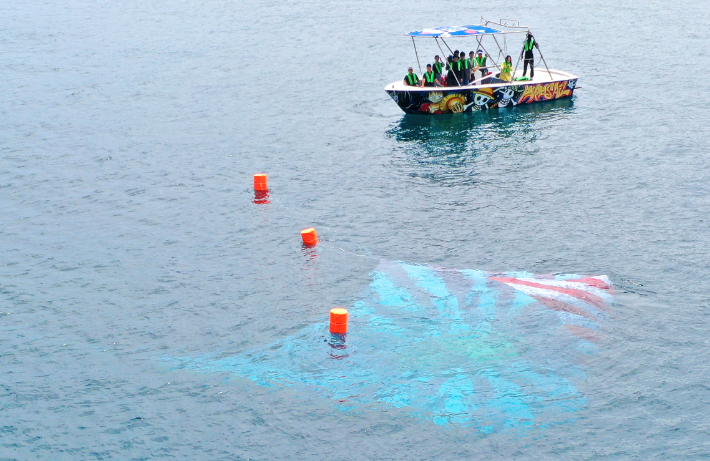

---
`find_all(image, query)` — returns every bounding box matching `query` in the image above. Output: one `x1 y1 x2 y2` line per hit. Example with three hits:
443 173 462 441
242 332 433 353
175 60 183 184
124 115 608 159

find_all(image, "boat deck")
385 68 577 92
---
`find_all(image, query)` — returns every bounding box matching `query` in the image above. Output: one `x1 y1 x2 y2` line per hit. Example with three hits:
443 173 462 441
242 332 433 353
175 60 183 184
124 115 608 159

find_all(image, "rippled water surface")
3 0 710 459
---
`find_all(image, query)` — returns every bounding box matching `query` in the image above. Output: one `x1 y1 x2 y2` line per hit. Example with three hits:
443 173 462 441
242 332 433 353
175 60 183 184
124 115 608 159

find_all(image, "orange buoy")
301 228 318 246
330 308 348 334
253 173 268 191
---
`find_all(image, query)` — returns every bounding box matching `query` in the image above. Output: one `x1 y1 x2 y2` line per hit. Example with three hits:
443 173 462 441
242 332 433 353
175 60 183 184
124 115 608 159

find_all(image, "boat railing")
483 18 530 32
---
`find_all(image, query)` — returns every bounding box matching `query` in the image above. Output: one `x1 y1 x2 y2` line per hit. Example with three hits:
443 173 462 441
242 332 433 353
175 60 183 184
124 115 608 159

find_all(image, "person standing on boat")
403 67 420 86
498 55 514 82
473 50 488 83
453 55 466 86
468 51 477 83
433 55 444 80
521 32 540 79
461 52 471 85
422 64 442 87
444 56 456 86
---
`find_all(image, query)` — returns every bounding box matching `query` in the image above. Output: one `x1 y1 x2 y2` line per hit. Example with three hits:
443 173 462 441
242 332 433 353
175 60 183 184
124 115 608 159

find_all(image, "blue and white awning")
407 25 503 37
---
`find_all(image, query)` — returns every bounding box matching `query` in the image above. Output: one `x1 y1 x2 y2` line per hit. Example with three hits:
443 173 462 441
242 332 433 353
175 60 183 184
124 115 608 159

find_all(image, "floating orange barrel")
253 190 270 204
301 228 318 246
253 173 268 191
330 308 348 334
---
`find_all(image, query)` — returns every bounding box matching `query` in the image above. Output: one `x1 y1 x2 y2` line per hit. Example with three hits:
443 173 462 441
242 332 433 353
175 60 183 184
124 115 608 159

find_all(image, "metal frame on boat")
385 19 578 114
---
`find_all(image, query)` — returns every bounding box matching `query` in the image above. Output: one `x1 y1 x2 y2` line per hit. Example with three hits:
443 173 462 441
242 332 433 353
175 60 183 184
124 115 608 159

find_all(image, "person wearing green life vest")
461 52 471 85
453 55 466 86
403 67 420 87
422 64 442 87
433 55 444 79
520 32 540 79
498 55 513 82
445 55 457 86
468 51 476 83
473 49 489 83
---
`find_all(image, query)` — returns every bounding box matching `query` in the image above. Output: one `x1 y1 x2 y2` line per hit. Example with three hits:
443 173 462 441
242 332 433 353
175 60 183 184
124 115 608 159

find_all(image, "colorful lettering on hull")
517 81 573 104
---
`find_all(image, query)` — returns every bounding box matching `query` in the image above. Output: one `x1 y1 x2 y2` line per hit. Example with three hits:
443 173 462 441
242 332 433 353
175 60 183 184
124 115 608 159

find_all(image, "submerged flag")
173 260 613 432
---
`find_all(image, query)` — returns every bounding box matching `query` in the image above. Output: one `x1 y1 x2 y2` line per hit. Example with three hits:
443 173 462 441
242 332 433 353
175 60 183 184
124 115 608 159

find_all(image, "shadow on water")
386 98 576 185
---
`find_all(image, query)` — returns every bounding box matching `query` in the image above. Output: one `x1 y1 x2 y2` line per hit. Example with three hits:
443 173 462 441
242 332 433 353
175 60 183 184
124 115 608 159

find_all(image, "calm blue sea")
2 0 710 459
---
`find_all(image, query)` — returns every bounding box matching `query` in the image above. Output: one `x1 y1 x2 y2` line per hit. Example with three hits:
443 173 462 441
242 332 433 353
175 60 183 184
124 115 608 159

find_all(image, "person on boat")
468 51 476 83
433 55 444 79
422 64 442 87
403 67 420 86
444 56 455 86
461 52 471 85
473 50 488 82
453 54 466 86
498 55 514 82
520 32 540 79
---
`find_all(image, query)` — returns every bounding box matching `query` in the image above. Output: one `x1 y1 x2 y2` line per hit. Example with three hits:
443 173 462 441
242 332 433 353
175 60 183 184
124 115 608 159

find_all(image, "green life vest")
424 71 435 83
456 60 463 71
406 73 418 85
463 58 470 69
502 62 512 73
475 55 486 67
433 62 443 74
524 38 535 51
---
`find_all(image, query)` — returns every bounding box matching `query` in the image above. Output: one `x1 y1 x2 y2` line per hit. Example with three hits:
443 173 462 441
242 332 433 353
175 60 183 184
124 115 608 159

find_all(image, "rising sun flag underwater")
172 260 613 432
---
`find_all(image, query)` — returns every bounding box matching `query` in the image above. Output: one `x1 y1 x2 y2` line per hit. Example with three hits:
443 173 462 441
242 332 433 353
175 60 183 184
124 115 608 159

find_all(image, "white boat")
385 20 578 114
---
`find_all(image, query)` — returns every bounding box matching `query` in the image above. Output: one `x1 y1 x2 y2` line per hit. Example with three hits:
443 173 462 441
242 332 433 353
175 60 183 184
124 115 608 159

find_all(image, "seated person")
422 64 442 87
403 67 420 86
497 55 513 82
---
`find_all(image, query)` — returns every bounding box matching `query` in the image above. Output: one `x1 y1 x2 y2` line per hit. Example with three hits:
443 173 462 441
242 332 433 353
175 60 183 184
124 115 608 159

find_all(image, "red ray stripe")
566 277 612 291
529 295 600 321
490 277 608 310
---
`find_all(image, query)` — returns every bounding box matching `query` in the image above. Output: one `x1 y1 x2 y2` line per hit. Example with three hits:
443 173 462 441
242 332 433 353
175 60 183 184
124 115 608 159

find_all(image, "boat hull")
385 78 577 115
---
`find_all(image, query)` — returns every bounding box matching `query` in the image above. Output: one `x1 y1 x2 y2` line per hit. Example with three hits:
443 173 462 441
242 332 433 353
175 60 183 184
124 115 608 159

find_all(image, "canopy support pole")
512 44 524 83
475 37 500 70
439 37 454 55
492 34 506 62
437 37 460 87
411 37 423 77
537 45 554 80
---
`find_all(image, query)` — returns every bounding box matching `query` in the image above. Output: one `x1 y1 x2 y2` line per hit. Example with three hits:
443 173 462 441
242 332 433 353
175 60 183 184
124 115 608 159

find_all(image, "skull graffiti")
473 92 492 107
497 87 515 100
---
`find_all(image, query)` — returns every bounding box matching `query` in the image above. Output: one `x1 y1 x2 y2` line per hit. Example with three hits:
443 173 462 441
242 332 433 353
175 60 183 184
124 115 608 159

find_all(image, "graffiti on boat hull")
517 81 573 104
387 79 577 114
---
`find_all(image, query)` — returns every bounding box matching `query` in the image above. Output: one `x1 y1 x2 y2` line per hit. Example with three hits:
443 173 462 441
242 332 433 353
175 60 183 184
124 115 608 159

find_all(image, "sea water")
2 0 710 459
